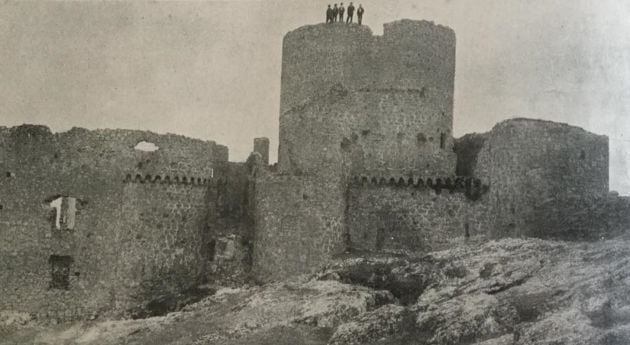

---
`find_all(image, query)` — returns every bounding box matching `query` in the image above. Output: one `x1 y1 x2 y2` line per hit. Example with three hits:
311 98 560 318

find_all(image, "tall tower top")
277 19 458 177
279 20 456 115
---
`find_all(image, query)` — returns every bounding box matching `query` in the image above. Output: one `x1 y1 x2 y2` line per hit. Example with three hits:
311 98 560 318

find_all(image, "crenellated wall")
0 124 224 320
347 177 490 253
252 20 460 282
2 18 626 319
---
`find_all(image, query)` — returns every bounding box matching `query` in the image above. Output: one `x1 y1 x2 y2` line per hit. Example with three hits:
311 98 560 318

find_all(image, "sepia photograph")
1 1 629 344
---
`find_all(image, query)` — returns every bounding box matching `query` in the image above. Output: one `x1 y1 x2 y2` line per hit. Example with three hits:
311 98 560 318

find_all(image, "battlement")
123 173 210 186
350 175 489 200
0 124 227 318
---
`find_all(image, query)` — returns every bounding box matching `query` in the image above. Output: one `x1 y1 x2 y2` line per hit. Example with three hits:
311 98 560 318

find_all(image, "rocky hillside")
3 235 630 345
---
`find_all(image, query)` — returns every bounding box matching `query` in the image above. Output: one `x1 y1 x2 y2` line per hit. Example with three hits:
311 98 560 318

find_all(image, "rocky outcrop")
323 236 630 345
3 236 630 345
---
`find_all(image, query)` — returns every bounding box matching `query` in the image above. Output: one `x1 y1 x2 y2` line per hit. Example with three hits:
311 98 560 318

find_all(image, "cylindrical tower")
475 119 609 238
278 20 457 177
279 24 374 115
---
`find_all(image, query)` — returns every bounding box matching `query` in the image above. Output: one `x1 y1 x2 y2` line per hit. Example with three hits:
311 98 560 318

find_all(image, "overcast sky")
1 0 629 194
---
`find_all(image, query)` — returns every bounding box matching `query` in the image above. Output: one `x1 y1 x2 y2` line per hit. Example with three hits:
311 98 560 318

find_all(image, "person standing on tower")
346 2 355 23
338 3 345 22
326 4 333 23
332 4 339 22
357 4 364 25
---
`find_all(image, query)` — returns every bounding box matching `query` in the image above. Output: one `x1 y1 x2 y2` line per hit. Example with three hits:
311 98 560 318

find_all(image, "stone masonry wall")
114 176 211 315
257 20 459 282
0 124 224 320
347 177 490 253
528 195 630 240
251 174 346 283
278 20 456 178
471 119 609 238
454 133 488 177
206 162 254 285
280 86 456 178
279 20 455 114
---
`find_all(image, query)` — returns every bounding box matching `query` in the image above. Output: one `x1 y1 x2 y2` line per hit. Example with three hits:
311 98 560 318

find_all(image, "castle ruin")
1 19 628 322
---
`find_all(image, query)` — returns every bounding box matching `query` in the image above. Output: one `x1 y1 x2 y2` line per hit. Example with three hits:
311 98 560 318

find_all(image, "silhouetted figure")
357 4 364 25
346 2 355 23
332 4 339 22
326 4 333 23
338 3 345 22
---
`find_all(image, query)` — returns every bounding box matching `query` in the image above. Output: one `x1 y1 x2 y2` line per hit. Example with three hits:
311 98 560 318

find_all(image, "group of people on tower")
326 3 364 25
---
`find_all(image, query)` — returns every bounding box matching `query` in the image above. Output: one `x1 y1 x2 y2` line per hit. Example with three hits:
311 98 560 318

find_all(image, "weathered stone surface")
224 279 394 332
279 20 456 178
327 304 408 345
0 124 226 319
252 20 628 286
461 118 610 239
416 293 518 345
3 19 630 342
251 175 347 282
347 183 490 253
322 236 630 345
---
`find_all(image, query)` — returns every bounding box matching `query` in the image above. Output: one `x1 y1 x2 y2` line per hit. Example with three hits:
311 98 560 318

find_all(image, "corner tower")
278 20 457 177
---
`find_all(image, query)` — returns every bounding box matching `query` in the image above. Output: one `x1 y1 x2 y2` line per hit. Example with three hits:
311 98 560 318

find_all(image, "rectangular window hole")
49 255 73 290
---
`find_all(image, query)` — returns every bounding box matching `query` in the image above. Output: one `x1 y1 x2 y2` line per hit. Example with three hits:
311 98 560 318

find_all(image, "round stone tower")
278 20 457 177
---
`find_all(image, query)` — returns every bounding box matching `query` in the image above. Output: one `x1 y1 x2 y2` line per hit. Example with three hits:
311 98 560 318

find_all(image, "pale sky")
1 0 629 194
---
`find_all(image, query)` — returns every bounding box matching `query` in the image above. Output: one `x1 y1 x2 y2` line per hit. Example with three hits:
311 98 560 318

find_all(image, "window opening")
49 255 73 290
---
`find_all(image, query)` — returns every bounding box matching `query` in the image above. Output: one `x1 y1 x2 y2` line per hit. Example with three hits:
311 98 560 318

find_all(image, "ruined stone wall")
0 125 224 320
251 174 346 282
212 162 251 225
206 162 254 285
347 177 490 253
114 176 211 314
253 138 270 166
454 133 488 177
471 119 609 238
278 20 456 177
